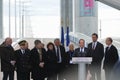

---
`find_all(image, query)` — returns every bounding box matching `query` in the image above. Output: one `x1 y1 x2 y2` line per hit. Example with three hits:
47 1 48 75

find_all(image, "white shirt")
21 49 25 54
80 47 85 53
107 44 112 50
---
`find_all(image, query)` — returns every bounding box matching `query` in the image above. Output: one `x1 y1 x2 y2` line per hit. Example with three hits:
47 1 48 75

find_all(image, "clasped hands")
10 61 16 66
39 62 44 68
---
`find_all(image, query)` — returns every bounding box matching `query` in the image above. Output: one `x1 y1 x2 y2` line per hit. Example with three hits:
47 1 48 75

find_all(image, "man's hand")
10 61 16 66
86 70 92 80
39 62 44 68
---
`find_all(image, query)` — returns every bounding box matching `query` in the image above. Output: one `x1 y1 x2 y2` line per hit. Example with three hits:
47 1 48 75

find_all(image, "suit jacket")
55 45 68 64
73 47 89 57
46 50 57 65
88 42 104 65
103 45 119 70
0 45 15 71
15 49 31 72
66 50 74 61
30 47 47 79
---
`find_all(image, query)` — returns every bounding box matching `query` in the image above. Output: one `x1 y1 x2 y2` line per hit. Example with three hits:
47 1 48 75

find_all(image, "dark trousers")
90 65 101 80
57 63 65 80
17 70 30 80
32 68 46 80
33 78 44 80
47 68 57 80
47 73 57 80
2 71 14 80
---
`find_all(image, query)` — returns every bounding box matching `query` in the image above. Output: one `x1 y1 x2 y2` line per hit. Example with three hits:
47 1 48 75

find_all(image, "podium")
72 57 92 80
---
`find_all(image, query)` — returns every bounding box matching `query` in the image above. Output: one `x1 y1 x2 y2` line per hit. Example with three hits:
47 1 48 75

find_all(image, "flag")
66 27 70 47
61 27 64 46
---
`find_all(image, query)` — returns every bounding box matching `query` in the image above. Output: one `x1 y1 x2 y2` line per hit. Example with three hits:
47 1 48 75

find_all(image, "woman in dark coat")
46 42 57 80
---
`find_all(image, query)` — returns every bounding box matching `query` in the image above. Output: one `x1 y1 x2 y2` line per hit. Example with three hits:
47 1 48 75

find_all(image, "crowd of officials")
0 33 119 80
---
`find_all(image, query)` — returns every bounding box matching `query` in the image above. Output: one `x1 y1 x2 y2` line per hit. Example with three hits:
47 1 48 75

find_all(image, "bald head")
5 37 12 46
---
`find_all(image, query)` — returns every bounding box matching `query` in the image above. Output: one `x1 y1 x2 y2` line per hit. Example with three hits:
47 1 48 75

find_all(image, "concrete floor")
0 69 105 80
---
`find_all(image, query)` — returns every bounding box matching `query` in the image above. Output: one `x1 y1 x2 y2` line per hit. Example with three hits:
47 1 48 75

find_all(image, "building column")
61 0 73 33
0 0 3 38
61 0 67 33
68 0 73 32
74 0 98 37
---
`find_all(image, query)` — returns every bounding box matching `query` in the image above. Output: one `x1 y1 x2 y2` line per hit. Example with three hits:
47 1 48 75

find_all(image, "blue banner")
66 27 70 47
61 27 64 46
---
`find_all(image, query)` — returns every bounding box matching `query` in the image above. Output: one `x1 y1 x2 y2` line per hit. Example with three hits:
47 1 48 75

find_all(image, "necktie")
38 49 42 61
57 47 60 62
80 48 83 53
106 47 109 52
92 42 96 50
22 50 25 54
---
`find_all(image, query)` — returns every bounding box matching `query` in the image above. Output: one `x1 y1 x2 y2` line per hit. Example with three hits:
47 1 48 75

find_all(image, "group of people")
0 33 119 80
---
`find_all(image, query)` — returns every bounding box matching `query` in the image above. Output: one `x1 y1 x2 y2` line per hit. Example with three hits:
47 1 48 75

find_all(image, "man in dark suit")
0 38 16 80
15 40 31 80
54 38 68 80
30 40 47 80
103 37 119 80
88 33 104 80
74 39 89 57
73 39 89 80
